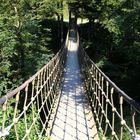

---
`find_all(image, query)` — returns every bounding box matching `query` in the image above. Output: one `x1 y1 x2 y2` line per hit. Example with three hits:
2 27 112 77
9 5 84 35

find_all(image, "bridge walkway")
51 30 99 140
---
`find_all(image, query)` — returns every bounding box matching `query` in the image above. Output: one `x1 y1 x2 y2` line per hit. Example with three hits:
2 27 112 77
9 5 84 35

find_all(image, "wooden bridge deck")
51 30 99 140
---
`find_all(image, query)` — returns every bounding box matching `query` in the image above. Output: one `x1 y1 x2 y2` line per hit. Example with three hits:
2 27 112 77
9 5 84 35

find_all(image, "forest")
0 0 140 139
70 0 140 102
0 0 67 97
0 0 140 103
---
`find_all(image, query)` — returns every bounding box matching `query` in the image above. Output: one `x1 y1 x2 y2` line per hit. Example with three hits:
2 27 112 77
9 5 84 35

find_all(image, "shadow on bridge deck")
50 29 99 140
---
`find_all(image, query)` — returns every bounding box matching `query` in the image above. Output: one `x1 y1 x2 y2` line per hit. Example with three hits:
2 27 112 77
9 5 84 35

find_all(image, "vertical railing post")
2 100 7 140
77 31 140 140
131 106 137 137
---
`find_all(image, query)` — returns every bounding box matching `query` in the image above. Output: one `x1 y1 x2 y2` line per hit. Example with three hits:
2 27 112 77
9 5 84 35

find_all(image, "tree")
68 0 140 100
0 0 66 96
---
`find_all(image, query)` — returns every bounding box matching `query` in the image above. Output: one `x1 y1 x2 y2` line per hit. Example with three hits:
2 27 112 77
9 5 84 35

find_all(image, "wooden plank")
51 29 99 140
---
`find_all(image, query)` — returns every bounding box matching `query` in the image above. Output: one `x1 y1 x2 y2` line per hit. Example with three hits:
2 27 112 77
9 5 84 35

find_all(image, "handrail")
80 45 140 113
0 30 70 139
77 31 140 140
0 31 69 105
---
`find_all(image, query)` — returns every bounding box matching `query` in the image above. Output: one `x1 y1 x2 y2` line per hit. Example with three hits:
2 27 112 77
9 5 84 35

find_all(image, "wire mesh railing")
0 31 69 140
78 32 140 140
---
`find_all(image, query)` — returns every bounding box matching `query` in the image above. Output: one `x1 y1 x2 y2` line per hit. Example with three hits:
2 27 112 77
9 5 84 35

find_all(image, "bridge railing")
0 31 69 139
78 32 140 140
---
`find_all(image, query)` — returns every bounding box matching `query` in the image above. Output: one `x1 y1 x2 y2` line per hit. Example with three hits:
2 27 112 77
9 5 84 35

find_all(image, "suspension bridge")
0 22 140 140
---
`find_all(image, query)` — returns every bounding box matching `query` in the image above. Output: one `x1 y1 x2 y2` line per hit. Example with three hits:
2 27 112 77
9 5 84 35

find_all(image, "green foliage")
76 0 140 102
74 2 140 137
96 56 108 68
0 0 66 139
0 0 65 96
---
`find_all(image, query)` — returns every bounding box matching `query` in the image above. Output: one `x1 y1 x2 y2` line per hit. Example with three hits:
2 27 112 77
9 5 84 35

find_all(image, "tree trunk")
60 1 63 44
17 31 25 77
75 13 77 29
69 10 72 28
57 14 61 46
80 18 83 40
12 4 25 77
88 18 92 41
